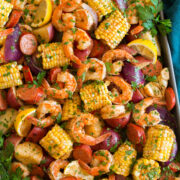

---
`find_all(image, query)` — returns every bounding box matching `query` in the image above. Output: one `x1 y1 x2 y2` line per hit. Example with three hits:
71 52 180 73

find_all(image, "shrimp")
102 49 135 75
100 105 126 119
42 71 77 99
62 28 92 65
133 97 161 128
74 9 94 31
77 58 106 89
52 5 76 32
48 159 69 180
106 76 133 105
78 150 113 176
27 100 62 128
62 0 82 12
69 113 111 146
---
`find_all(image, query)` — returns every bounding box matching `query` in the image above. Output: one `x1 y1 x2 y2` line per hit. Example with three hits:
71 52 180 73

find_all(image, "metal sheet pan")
160 12 180 141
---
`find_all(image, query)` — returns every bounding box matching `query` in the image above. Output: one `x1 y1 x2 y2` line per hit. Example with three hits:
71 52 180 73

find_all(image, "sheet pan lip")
160 11 180 141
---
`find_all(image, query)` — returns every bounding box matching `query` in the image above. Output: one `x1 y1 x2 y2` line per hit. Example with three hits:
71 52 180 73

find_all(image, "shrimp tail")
41 79 51 89
78 160 92 173
95 132 111 145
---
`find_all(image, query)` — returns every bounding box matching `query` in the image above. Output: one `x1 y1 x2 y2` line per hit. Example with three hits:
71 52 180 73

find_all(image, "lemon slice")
31 0 52 28
14 108 36 137
64 161 94 180
128 39 158 64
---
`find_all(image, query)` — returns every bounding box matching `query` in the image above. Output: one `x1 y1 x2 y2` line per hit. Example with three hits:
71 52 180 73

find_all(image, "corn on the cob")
62 93 81 121
0 62 22 89
0 28 6 45
40 124 73 160
95 10 130 49
0 0 13 28
132 158 161 180
143 125 175 162
14 142 43 165
0 47 5 64
38 42 70 69
80 81 112 112
83 0 115 21
112 141 137 176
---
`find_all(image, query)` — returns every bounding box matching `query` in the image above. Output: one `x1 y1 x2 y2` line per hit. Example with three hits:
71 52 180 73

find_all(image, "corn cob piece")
143 125 175 162
14 142 43 165
80 81 112 112
83 0 115 21
0 47 5 64
132 158 161 180
40 124 73 160
0 28 6 45
95 10 130 49
0 62 22 89
0 0 13 28
38 42 70 69
112 141 137 176
62 93 81 121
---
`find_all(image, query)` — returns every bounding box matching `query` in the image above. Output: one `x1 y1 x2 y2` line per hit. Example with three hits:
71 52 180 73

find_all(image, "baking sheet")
160 12 180 141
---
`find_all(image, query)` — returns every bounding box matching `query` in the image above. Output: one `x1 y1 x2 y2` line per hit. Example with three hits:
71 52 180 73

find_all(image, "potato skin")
15 142 43 165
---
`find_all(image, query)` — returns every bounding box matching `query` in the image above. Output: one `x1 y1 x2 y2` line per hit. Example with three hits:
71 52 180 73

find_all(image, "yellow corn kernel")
40 124 73 160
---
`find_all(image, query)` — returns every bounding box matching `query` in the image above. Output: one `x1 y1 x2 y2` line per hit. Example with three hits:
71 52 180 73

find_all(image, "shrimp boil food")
0 0 179 179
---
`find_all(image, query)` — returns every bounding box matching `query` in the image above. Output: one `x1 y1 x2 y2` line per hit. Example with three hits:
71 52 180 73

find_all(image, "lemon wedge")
14 108 36 137
31 0 52 28
128 39 158 64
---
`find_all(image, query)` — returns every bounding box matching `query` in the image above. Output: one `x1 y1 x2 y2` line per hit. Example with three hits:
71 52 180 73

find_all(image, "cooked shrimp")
102 49 135 75
42 72 77 99
74 9 94 31
52 5 76 32
133 97 161 128
78 150 113 176
77 58 106 88
62 28 92 65
107 76 133 105
100 105 126 119
62 0 82 12
48 160 69 180
69 113 111 146
27 100 62 128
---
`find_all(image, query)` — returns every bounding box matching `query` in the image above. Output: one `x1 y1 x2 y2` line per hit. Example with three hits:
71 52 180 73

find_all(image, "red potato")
134 56 152 69
117 44 137 56
165 87 176 111
33 23 55 43
105 112 131 129
40 154 55 169
7 87 23 109
17 84 45 104
0 90 7 111
4 133 23 148
30 165 45 177
73 144 92 164
126 123 146 145
19 32 38 55
132 89 144 103
6 10 23 28
169 162 180 173
23 66 34 83
26 127 47 143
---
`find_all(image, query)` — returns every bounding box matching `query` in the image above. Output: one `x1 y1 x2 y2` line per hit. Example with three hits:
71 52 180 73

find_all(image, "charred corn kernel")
14 142 43 165
40 124 73 160
0 0 13 28
0 62 22 89
80 81 112 112
132 158 161 180
95 10 130 49
38 42 70 69
143 125 175 162
83 0 115 21
112 141 137 176
62 93 81 121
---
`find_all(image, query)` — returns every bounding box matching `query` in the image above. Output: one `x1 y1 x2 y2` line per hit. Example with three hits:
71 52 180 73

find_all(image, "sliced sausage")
19 33 37 55
73 144 92 164
30 165 45 177
165 87 176 111
117 44 137 56
4 133 23 148
40 154 55 169
0 90 7 111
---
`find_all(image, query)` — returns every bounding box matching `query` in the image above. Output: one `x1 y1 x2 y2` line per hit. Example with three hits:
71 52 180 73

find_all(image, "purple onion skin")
114 0 128 11
5 25 22 62
92 127 121 151
146 105 177 130
25 56 43 75
122 61 145 85
161 138 178 167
